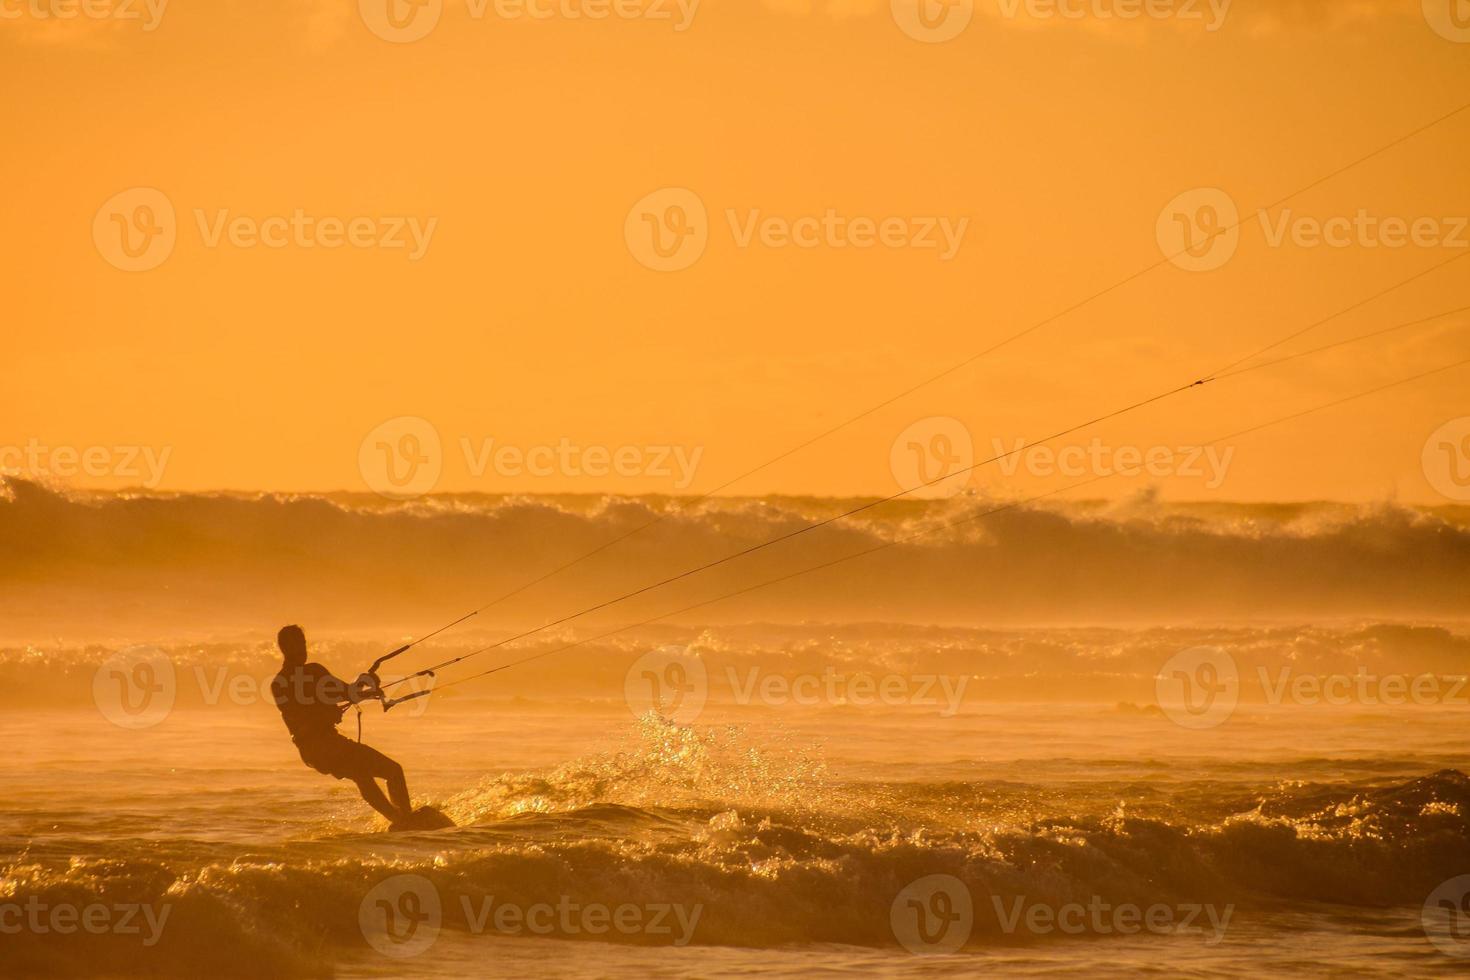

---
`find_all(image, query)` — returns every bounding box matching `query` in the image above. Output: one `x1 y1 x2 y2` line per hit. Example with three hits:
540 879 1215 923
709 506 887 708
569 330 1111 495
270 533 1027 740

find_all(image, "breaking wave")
1 478 1468 642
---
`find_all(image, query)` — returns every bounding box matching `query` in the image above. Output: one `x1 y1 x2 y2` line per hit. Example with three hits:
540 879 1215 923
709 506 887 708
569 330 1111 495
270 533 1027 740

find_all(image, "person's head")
277 624 307 665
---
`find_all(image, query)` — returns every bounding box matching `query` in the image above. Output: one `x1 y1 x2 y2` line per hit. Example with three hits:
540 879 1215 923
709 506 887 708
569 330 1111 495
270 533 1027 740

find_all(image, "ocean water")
5 626 1470 977
3 484 1470 976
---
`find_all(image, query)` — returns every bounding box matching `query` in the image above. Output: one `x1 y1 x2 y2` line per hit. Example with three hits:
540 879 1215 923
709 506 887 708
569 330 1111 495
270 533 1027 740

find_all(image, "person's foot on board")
389 806 456 833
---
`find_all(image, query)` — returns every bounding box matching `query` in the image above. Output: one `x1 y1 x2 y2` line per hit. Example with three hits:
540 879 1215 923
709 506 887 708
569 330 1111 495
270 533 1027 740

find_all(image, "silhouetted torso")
271 662 347 743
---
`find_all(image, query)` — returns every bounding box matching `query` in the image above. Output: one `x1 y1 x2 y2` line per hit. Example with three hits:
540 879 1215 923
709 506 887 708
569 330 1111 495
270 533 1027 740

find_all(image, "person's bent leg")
355 743 412 818
353 776 400 822
379 756 411 817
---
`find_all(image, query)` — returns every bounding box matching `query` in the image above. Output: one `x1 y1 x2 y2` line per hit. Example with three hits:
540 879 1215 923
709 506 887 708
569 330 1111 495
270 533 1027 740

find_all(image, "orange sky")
3 0 1469 502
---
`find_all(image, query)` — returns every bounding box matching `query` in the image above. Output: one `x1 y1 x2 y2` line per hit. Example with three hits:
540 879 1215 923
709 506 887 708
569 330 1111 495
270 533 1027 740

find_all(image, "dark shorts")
294 733 388 781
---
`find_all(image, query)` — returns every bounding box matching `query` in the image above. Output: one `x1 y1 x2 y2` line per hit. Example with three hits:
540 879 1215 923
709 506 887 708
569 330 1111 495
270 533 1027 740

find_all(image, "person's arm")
308 663 383 707
345 671 384 705
326 666 385 705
